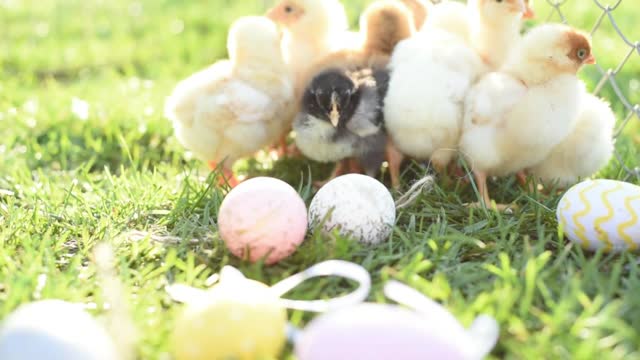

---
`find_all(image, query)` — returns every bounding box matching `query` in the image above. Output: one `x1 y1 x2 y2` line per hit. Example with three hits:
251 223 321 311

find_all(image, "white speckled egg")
0 300 119 360
557 179 640 252
309 174 396 245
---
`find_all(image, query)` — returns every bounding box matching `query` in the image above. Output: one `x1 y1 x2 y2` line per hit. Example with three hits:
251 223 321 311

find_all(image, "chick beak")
584 54 596 65
329 93 340 128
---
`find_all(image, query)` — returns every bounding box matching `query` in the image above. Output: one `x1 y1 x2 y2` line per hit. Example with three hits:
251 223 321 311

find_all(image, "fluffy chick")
266 0 356 155
384 0 527 181
459 24 596 209
295 1 415 187
291 0 415 94
528 94 616 188
420 0 470 43
361 0 417 58
469 0 531 69
294 67 388 182
266 0 353 87
425 0 531 69
164 17 294 186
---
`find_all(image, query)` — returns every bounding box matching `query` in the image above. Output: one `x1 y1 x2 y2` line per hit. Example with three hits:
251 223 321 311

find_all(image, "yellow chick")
528 94 616 188
267 0 428 86
304 0 415 72
266 0 356 156
164 16 294 186
459 24 596 210
384 0 528 184
423 0 471 44
266 0 353 90
425 0 530 69
361 1 417 58
470 0 533 69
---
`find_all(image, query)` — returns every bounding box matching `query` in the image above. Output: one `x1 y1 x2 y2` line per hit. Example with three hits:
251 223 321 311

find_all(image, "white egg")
557 179 640 252
0 300 119 360
309 174 396 244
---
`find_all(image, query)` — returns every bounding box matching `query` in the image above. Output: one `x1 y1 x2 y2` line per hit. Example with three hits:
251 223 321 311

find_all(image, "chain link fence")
541 0 640 182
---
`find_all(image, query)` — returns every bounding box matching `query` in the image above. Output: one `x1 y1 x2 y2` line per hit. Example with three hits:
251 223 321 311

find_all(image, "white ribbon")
384 281 500 360
166 260 371 314
270 260 371 312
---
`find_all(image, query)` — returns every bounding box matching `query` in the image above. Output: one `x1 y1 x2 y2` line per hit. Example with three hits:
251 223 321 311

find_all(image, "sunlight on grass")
0 0 639 359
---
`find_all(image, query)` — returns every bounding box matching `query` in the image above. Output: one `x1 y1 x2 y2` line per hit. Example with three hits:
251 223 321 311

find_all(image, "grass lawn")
1 0 639 359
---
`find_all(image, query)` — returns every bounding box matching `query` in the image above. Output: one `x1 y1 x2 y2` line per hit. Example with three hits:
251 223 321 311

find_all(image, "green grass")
0 0 639 359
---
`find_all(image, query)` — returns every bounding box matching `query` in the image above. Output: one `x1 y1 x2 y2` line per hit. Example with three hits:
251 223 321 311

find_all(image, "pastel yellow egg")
172 277 287 360
557 179 640 252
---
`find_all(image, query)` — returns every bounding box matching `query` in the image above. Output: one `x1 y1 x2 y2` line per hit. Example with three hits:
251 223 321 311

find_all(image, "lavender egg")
294 303 498 360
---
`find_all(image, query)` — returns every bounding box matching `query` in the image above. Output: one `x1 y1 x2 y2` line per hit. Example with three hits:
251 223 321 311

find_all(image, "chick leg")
386 142 404 190
331 160 351 178
476 170 492 208
516 171 536 193
278 135 288 156
208 161 239 187
448 161 469 182
278 133 302 157
348 159 364 174
267 134 289 158
266 131 301 158
286 142 301 157
430 148 455 175
468 170 514 212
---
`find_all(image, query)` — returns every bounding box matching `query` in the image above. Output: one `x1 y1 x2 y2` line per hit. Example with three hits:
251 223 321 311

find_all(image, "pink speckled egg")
218 177 308 264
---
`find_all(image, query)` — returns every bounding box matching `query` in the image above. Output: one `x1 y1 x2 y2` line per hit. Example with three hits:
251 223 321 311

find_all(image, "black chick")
293 66 389 180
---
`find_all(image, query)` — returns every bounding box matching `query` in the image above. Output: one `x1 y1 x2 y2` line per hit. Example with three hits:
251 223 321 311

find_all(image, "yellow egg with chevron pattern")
557 179 640 252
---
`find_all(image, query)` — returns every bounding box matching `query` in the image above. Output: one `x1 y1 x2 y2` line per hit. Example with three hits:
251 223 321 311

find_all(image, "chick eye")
284 5 293 13
576 48 587 59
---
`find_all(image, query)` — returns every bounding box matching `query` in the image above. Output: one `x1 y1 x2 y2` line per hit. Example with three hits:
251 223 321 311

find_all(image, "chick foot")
268 134 301 158
386 142 404 190
467 170 518 212
467 201 518 212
